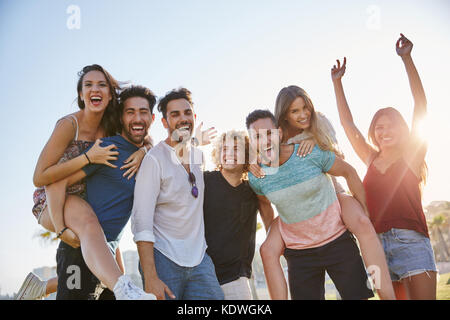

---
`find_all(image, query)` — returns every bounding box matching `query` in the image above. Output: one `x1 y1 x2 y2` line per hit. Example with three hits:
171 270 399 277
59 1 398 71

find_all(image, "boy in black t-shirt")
203 130 274 300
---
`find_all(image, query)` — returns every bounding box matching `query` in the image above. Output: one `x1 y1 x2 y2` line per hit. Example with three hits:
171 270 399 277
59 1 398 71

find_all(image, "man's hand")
194 122 217 146
145 277 176 300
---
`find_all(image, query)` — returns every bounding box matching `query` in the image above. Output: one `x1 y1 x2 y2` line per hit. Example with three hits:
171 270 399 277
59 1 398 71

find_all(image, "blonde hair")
274 85 343 158
211 130 250 179
368 107 428 186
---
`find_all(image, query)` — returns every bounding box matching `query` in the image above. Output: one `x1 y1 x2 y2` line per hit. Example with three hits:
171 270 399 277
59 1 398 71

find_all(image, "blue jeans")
378 228 437 281
139 248 224 300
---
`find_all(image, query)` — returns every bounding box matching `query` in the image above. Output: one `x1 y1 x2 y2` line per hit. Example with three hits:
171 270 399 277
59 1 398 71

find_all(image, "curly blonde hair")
211 130 250 179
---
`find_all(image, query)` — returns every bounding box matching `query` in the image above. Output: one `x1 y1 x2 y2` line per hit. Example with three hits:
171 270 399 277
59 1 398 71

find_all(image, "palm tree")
428 214 450 261
33 229 58 246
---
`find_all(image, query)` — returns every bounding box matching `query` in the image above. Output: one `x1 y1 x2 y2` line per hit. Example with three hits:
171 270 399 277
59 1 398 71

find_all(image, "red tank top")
363 158 429 237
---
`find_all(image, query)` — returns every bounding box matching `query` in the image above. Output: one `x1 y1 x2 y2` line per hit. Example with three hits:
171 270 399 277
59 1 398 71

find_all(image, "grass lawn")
437 273 450 300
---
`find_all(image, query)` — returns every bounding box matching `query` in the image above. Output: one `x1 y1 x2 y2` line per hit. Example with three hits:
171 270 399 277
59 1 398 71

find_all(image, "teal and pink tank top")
249 145 346 249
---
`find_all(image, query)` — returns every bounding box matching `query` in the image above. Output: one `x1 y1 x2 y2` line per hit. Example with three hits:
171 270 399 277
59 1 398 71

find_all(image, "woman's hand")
121 147 147 180
296 138 315 157
194 122 217 146
396 33 413 57
85 139 119 168
331 57 347 81
60 228 80 249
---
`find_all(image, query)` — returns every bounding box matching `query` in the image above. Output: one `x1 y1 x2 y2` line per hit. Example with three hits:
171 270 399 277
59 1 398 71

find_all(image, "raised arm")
331 58 377 166
33 117 119 187
396 34 428 171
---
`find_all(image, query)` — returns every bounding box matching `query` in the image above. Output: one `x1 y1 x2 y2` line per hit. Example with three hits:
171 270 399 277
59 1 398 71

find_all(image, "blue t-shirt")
82 135 139 242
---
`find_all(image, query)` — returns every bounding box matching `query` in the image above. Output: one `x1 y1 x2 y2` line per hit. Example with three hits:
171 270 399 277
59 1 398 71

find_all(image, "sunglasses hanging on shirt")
188 172 199 198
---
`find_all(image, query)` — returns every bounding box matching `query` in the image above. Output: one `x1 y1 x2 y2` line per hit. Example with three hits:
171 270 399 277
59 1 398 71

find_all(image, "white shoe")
113 275 156 300
15 272 47 300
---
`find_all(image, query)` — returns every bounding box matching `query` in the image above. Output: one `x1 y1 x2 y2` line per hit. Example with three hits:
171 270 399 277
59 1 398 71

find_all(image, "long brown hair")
274 85 342 157
76 64 122 137
368 107 428 186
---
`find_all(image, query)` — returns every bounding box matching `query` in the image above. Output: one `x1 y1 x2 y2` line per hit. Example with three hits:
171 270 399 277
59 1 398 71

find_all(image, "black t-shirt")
203 170 259 285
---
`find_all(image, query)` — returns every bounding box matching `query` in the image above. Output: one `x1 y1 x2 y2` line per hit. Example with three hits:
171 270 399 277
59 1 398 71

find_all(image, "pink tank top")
363 158 429 237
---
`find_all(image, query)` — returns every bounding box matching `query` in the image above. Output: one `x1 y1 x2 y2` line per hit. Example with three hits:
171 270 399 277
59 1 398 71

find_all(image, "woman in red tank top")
331 34 437 300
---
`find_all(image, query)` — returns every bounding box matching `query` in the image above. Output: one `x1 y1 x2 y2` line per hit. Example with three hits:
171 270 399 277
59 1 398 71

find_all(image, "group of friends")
16 34 437 300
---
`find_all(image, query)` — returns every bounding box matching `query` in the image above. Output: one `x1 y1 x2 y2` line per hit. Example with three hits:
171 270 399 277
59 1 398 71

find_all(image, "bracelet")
57 227 69 239
84 152 91 164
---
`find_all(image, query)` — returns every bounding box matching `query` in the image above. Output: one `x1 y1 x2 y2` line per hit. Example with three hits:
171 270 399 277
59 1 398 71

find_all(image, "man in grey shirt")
131 88 224 300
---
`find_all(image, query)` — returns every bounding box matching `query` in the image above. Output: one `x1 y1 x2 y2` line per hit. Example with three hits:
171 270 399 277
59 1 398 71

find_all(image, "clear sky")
1 0 449 295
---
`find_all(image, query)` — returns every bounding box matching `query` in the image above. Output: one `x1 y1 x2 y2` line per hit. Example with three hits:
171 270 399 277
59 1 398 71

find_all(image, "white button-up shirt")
131 141 207 267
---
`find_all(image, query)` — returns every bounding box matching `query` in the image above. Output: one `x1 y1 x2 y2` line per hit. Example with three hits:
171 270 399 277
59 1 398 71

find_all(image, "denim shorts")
139 248 224 300
378 228 437 282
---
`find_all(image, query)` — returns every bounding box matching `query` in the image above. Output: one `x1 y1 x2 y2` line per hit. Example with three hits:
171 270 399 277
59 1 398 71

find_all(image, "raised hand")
331 57 347 81
194 121 217 146
396 33 413 57
85 139 119 168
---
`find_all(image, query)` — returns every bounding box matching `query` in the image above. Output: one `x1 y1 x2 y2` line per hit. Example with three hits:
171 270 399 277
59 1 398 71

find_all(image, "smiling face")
220 137 246 172
79 70 112 113
248 117 282 164
285 96 312 131
162 98 196 143
373 114 403 149
121 96 154 146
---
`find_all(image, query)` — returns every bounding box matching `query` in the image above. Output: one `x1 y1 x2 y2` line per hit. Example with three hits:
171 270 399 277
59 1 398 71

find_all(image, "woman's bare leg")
337 193 396 300
39 250 125 296
44 179 123 291
260 217 288 300
402 272 437 300
393 280 409 300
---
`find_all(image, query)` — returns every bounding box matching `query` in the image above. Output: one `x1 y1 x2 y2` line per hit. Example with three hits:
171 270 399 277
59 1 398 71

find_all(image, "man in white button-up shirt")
131 88 224 300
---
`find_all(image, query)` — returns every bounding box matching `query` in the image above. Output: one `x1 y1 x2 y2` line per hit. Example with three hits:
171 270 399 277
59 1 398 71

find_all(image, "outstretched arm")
331 57 377 166
396 34 428 172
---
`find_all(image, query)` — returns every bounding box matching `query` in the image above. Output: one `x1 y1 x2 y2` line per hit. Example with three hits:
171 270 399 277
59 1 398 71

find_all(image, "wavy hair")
76 64 122 137
211 130 250 180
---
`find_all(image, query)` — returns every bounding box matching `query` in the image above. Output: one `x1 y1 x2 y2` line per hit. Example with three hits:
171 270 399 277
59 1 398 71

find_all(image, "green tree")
34 229 58 246
428 213 450 261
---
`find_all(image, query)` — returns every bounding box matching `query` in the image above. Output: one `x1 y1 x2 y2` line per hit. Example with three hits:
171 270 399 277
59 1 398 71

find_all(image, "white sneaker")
113 275 156 300
15 272 47 300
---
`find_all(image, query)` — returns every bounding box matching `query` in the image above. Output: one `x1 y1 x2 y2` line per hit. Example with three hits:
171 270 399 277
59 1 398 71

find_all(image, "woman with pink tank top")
331 34 437 299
